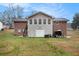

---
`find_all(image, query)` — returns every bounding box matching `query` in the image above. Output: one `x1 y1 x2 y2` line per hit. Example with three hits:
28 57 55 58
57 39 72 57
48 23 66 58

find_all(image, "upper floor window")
39 19 41 24
29 19 32 24
43 19 46 24
34 19 37 24
48 19 51 24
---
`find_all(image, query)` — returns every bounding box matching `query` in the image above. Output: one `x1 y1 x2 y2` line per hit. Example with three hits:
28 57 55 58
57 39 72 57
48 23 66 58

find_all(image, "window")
34 19 37 24
43 19 46 24
18 29 21 33
39 19 41 24
48 19 51 24
17 29 25 33
29 19 32 24
22 29 25 32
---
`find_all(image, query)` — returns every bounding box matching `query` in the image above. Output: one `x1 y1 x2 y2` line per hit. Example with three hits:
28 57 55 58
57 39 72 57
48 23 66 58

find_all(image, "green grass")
0 30 72 56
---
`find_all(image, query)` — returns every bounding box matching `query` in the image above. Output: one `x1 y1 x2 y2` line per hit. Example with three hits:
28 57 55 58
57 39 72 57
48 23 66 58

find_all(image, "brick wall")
53 21 67 36
14 21 27 36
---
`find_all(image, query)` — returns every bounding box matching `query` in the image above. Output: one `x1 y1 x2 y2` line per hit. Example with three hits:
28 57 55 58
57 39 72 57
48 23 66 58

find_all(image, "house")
0 21 3 31
14 12 68 37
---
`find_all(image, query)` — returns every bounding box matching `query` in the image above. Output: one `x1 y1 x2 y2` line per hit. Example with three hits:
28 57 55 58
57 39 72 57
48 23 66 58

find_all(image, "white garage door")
36 30 45 37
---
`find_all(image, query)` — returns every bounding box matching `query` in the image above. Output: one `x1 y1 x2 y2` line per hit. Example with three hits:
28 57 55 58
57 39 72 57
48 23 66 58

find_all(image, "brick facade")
14 21 27 36
53 21 67 36
13 12 67 37
14 20 67 37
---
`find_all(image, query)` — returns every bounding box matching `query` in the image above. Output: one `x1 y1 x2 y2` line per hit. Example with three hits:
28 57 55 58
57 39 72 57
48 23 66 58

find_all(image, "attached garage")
53 30 63 37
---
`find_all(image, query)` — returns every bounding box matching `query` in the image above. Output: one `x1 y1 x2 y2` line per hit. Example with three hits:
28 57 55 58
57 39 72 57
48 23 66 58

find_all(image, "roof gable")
27 12 55 19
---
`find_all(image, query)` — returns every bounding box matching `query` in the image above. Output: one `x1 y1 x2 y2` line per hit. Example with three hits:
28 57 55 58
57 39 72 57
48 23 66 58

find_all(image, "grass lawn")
0 29 79 56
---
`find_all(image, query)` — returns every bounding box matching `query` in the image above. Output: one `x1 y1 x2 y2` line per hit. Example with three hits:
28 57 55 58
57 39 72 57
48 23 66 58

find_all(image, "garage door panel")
36 30 45 37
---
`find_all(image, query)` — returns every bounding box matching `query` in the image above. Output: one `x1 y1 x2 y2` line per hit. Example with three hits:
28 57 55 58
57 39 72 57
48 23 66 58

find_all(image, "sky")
0 3 79 23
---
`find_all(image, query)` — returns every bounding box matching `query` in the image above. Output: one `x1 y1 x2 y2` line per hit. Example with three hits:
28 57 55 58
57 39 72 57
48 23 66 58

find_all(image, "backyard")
0 29 79 56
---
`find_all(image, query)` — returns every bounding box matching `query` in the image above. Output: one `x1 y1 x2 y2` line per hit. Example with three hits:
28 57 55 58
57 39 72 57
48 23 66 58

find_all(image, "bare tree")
0 4 24 28
14 5 24 18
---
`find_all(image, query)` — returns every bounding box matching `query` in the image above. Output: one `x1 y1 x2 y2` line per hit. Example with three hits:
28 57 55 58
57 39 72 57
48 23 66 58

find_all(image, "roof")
54 18 68 22
26 12 55 19
14 18 27 21
13 12 68 22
